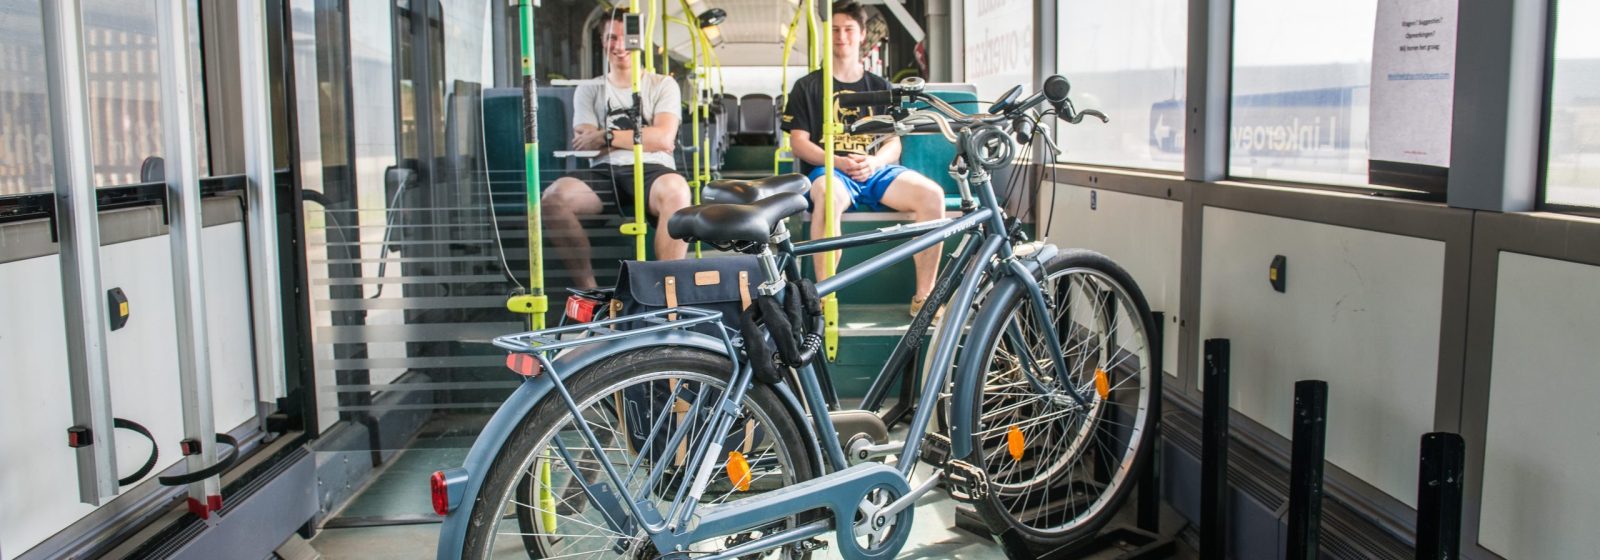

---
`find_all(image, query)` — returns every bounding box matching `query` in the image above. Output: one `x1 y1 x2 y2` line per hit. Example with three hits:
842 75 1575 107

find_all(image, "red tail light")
430 471 449 516
566 294 603 323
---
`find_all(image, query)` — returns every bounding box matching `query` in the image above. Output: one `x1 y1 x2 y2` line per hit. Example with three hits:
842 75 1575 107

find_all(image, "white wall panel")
202 223 259 431
0 224 255 559
1044 184 1183 378
1 255 97 560
1199 208 1444 506
1479 252 1600 558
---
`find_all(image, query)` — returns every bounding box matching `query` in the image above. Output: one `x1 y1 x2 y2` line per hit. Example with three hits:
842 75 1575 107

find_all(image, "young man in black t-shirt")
783 1 947 317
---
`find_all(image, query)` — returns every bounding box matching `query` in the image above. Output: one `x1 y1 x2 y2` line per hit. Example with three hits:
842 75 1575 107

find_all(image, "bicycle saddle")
701 174 809 205
668 192 808 246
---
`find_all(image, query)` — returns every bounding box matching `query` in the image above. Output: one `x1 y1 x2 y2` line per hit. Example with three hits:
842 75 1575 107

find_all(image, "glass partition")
298 0 517 530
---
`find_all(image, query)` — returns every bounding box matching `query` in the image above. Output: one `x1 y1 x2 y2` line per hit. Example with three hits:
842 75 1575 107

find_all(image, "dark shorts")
565 164 681 218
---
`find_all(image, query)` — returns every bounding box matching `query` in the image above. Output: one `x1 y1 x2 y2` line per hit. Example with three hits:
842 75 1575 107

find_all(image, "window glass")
1546 0 1600 208
0 0 53 196
1230 0 1378 186
1055 0 1186 171
81 0 210 187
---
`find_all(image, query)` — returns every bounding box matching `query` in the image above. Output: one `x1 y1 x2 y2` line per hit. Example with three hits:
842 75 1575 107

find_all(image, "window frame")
1536 0 1600 217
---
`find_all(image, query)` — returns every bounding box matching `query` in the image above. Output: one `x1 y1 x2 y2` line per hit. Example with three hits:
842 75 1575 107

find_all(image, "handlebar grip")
837 90 896 109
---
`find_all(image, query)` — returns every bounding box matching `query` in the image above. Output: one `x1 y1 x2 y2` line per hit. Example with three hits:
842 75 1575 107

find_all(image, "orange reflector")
1007 426 1025 462
726 451 752 491
1095 368 1110 399
506 353 541 377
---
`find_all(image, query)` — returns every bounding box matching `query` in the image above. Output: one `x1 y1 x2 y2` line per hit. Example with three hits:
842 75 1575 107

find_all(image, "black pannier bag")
612 256 761 336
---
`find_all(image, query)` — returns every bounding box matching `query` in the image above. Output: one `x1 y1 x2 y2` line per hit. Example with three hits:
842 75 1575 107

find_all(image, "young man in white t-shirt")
543 9 690 289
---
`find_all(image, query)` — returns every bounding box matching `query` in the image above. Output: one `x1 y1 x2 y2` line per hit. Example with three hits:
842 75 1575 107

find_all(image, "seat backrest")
739 93 776 139
900 88 982 198
719 94 741 135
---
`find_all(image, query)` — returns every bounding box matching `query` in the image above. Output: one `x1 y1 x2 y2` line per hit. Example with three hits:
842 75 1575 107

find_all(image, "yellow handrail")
775 4 813 175
626 0 647 260
818 0 840 360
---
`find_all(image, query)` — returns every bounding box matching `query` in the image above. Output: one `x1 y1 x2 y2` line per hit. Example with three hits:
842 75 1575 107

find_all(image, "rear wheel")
960 250 1158 546
458 346 818 559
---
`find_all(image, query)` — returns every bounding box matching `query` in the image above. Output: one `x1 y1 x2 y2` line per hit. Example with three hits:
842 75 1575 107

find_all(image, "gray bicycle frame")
516 134 1090 559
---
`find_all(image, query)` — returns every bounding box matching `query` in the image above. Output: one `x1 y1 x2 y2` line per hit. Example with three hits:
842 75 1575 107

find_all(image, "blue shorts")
806 164 909 212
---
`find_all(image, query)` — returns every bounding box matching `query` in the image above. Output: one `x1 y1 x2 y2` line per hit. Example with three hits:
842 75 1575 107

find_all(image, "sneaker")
909 296 945 319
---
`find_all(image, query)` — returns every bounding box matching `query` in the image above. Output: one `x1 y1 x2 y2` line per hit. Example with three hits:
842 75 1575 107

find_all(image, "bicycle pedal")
920 432 951 469
944 459 990 504
795 538 828 552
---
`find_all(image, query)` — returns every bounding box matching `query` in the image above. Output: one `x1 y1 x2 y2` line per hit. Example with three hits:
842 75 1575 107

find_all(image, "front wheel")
458 346 818 559
960 249 1159 547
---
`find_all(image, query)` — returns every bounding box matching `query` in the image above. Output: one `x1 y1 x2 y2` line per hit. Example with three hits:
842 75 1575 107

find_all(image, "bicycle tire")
458 346 819 559
959 249 1159 547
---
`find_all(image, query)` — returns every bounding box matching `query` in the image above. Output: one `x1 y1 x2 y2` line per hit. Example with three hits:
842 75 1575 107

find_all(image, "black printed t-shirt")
781 69 893 175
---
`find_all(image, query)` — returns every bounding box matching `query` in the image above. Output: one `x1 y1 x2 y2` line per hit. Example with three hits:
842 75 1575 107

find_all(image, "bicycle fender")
435 329 730 560
948 243 1058 461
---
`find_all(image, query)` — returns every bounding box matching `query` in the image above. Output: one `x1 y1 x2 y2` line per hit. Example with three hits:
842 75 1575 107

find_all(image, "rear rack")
492 307 729 355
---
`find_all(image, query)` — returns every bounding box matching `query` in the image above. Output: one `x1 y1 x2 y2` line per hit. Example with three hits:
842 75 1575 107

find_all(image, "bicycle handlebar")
838 74 1106 140
837 89 898 109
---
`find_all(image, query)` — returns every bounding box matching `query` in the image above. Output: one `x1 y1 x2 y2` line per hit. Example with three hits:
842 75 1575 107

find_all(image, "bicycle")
434 75 1159 560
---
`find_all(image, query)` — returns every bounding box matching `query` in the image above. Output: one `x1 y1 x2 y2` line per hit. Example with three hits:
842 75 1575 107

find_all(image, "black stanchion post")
1416 432 1465 560
1201 338 1230 560
1138 312 1166 534
1286 380 1328 560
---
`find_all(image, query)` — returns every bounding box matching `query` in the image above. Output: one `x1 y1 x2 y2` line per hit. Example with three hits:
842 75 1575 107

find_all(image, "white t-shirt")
573 73 681 169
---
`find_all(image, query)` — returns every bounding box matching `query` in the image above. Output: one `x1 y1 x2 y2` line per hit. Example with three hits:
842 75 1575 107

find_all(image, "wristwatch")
604 129 615 147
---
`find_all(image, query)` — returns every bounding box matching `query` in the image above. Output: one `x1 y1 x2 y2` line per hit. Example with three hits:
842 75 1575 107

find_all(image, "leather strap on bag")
664 276 679 320
738 271 752 310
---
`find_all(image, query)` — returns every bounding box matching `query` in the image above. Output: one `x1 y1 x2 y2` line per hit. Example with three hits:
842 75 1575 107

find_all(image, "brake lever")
1060 108 1110 125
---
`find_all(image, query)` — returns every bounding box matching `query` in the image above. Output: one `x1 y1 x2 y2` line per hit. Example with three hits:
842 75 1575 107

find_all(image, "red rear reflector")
430 471 449 516
506 353 541 377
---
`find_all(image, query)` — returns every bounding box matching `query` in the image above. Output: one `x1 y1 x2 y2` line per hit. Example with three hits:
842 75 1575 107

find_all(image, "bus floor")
307 411 1195 560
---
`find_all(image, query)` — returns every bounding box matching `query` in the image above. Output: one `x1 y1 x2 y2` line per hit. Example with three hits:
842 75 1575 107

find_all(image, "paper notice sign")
1369 0 1457 187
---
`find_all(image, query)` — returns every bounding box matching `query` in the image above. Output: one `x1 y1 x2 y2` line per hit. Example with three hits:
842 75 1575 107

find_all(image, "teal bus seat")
900 89 980 210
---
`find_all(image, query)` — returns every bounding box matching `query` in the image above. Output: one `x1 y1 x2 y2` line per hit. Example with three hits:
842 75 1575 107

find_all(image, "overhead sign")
963 0 1034 102
1369 0 1458 192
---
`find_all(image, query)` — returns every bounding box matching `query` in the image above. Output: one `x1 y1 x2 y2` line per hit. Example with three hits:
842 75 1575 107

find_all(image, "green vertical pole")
509 0 548 329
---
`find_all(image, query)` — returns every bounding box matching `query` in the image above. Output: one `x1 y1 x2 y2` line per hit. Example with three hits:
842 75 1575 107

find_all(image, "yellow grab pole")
818 0 839 360
699 31 718 186
670 2 710 256
659 0 669 74
624 0 647 260
776 6 809 175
